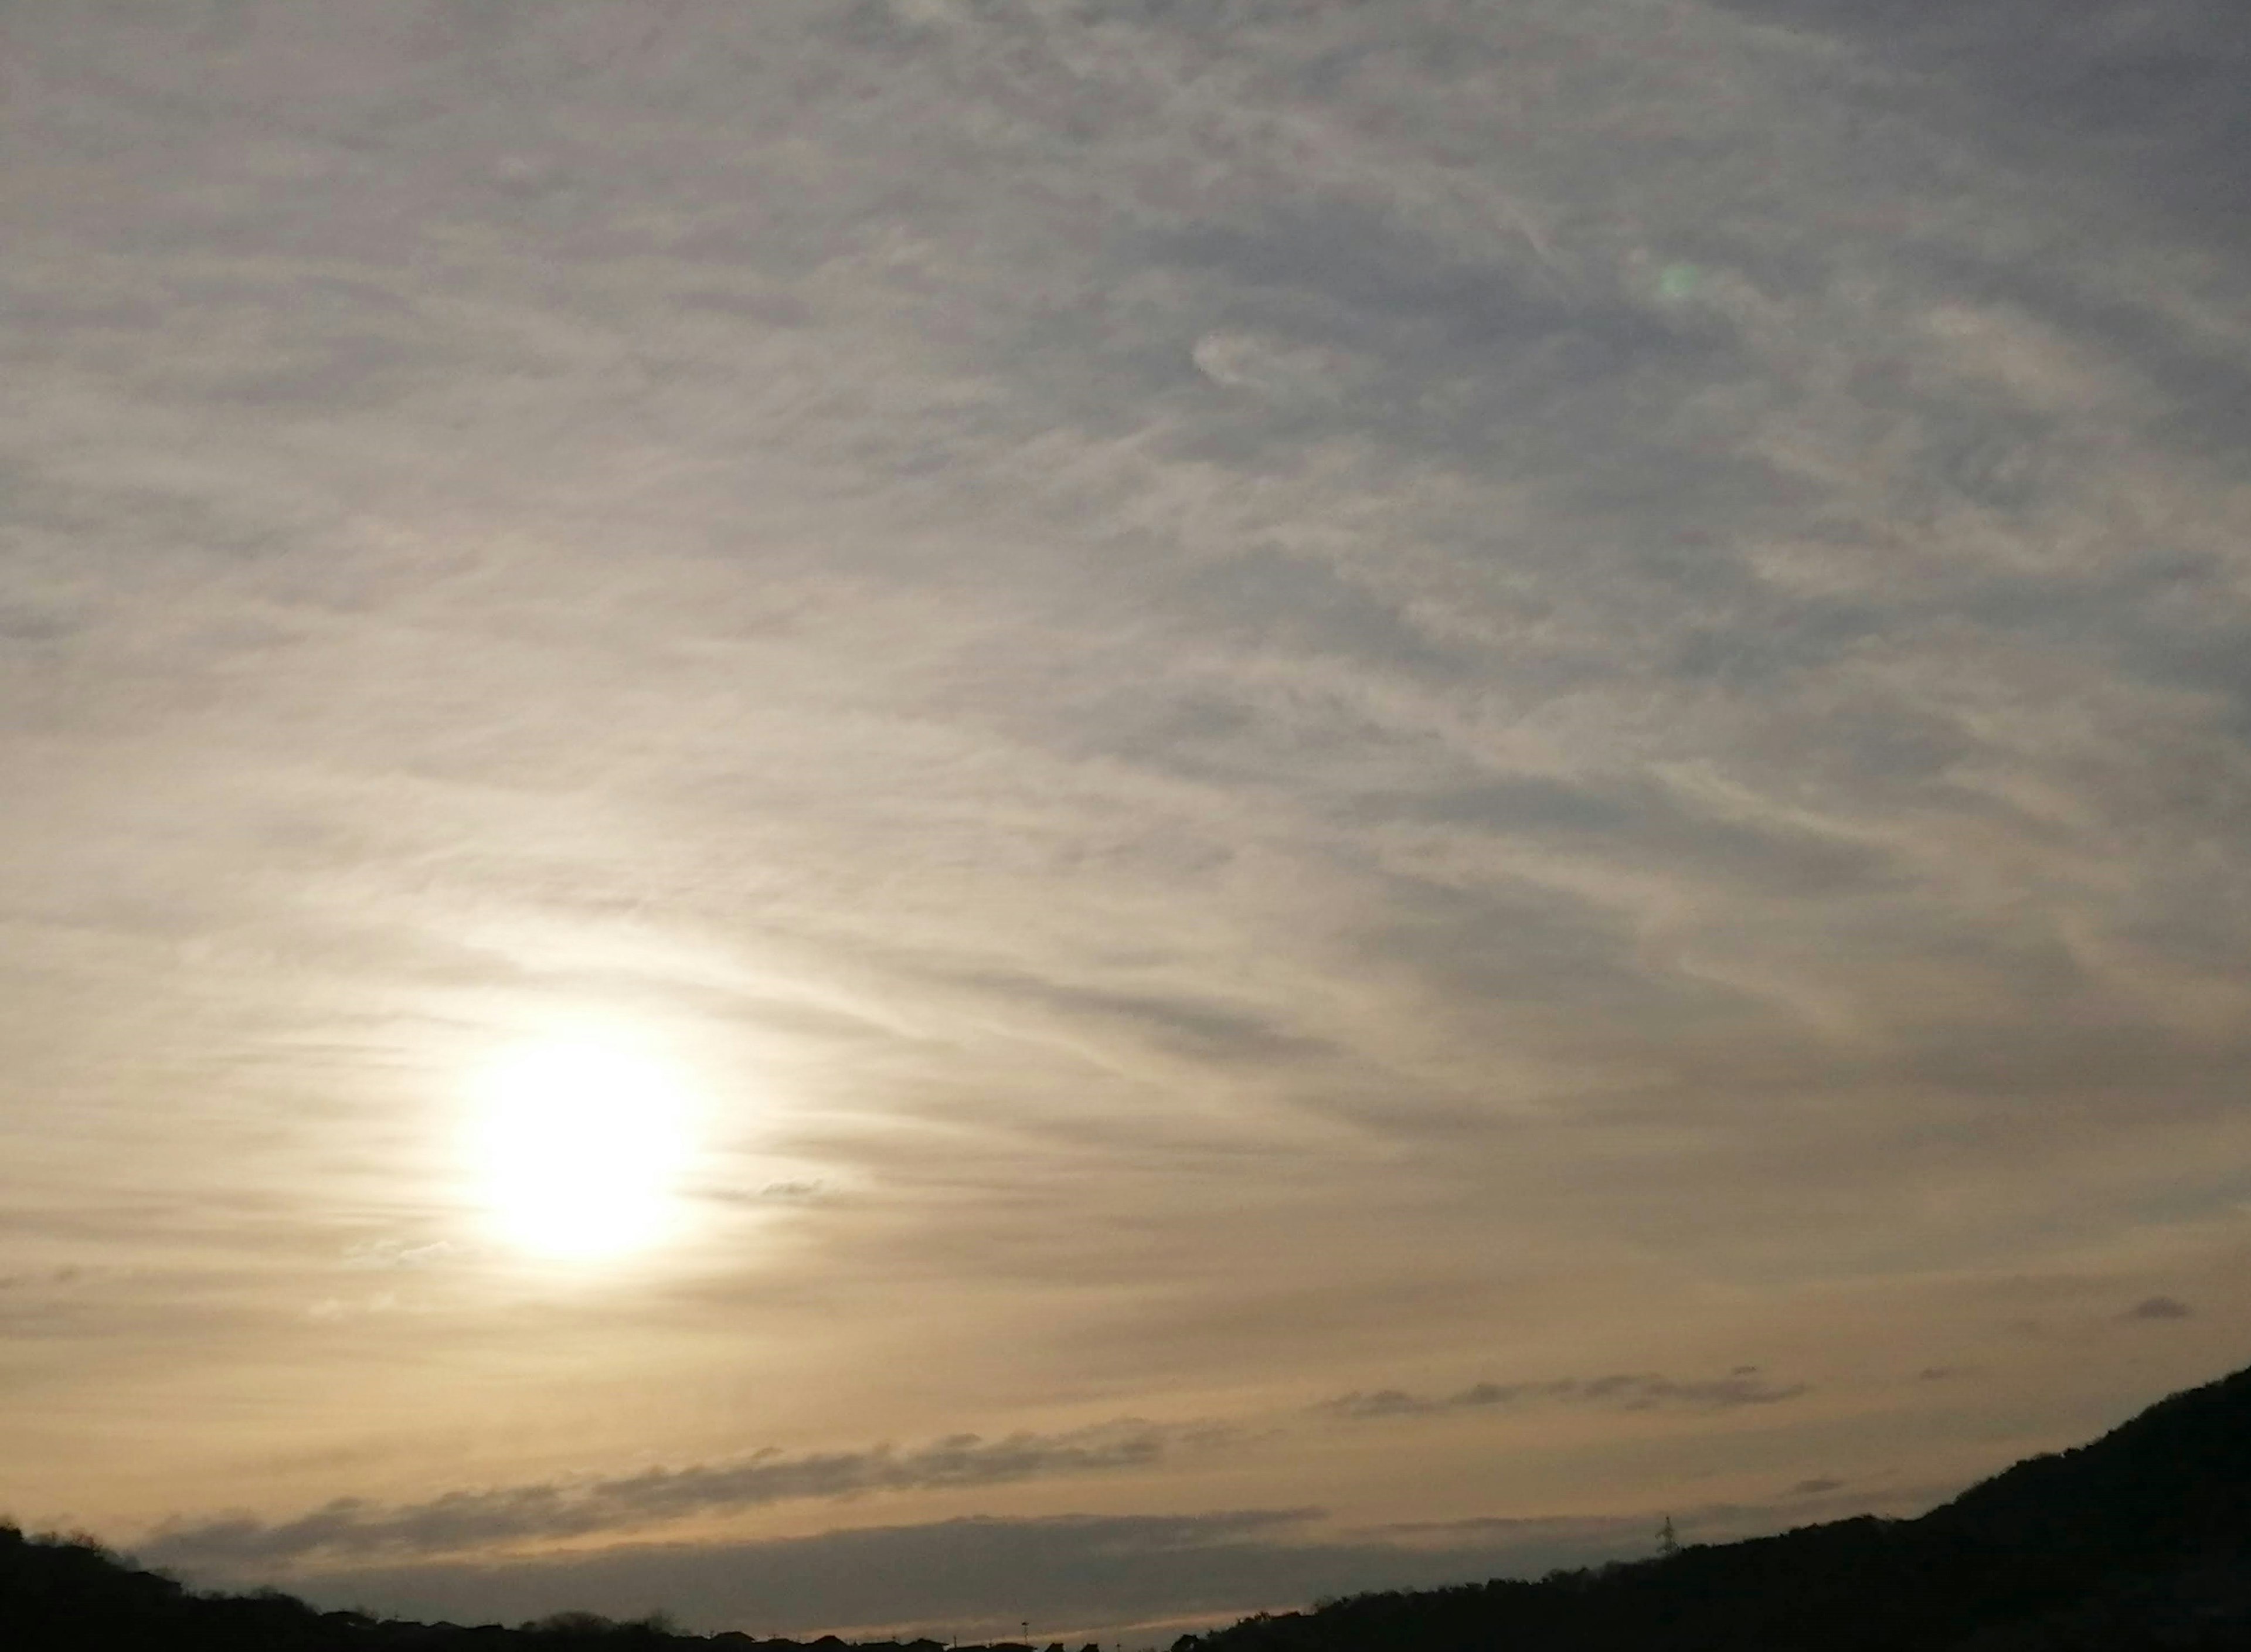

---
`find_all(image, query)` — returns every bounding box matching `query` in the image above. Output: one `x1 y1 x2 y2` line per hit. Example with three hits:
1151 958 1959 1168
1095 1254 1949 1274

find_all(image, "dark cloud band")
148 1421 1232 1567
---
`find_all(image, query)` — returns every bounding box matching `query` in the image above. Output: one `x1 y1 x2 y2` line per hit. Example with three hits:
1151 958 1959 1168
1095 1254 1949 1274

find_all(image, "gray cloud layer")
257 1478 1948 1643
269 1510 1642 1641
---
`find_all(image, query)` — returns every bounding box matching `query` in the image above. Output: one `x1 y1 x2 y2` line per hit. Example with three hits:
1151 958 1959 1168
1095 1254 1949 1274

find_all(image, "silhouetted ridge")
1179 1359 2251 1652
8 1361 2251 1650
1923 1362 2251 1558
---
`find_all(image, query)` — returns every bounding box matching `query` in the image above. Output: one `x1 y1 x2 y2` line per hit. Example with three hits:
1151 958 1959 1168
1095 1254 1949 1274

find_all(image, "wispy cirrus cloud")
4 0 2250 1631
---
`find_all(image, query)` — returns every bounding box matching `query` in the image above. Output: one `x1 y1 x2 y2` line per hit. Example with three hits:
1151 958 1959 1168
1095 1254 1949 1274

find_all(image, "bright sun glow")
466 1036 698 1261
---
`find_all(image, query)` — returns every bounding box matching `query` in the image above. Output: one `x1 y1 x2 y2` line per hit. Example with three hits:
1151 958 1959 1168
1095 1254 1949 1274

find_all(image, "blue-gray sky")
4 0 2249 1639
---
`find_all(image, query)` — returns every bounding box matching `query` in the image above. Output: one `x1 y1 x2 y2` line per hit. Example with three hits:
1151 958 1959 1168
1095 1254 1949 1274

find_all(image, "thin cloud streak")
1318 1370 1809 1422
2123 1296 2195 1322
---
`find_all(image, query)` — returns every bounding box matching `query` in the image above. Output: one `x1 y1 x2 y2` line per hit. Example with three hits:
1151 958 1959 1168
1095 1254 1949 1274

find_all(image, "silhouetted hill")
1926 1361 2251 1558
7 1364 2251 1650
0 1528 960 1652
1184 1362 2251 1652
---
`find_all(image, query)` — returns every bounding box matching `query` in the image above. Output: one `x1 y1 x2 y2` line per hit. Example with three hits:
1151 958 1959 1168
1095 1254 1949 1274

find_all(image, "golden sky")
3 0 2247 1638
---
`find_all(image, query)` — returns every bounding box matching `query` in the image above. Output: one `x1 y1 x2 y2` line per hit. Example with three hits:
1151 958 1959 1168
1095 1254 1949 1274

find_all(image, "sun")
465 1036 698 1261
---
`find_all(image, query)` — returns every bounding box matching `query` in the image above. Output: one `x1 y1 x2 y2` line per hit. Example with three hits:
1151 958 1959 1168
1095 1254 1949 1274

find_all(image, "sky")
3 0 2250 1639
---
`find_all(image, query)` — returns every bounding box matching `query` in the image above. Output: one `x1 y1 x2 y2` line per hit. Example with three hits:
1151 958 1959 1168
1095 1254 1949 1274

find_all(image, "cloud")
341 1240 456 1270
1189 331 1355 402
696 1179 831 1208
759 1179 828 1201
259 1508 1644 1641
145 1420 1234 1567
1708 0 2251 237
304 1291 402 1322
2123 1296 2195 1321
1318 1370 1808 1422
262 1480 1956 1643
4 1 2251 1631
